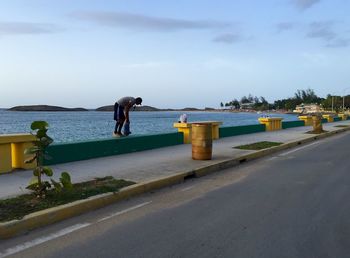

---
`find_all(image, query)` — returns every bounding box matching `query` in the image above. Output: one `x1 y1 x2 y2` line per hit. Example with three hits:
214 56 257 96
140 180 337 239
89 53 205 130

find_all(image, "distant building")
240 102 255 110
293 104 323 114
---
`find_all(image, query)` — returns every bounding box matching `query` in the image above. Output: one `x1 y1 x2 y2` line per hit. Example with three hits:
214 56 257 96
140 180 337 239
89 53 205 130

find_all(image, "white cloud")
291 0 321 10
212 33 243 44
326 38 350 48
0 22 62 36
307 21 336 41
306 21 349 48
70 11 231 32
276 22 296 33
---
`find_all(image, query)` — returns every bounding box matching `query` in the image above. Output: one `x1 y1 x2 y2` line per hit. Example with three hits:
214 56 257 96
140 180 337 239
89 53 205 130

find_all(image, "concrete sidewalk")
1 120 350 200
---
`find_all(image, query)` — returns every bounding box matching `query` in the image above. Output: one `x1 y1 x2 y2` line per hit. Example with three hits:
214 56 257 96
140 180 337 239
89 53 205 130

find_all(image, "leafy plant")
25 121 72 197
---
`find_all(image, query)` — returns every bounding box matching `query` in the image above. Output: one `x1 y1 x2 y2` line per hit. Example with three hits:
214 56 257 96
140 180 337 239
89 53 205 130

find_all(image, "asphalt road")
2 131 350 258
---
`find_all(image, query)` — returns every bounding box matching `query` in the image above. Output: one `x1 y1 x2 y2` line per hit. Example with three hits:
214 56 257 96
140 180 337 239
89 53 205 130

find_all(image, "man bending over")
113 96 142 137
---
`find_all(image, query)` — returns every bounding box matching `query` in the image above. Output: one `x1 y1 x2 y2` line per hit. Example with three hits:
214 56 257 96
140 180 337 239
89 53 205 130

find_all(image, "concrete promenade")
1 120 350 200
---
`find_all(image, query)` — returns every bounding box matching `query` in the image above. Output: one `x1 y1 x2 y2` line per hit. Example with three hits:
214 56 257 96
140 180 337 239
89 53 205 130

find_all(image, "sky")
0 0 350 109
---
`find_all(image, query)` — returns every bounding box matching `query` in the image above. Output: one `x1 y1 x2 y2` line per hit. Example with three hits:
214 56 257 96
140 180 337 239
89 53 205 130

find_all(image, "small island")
8 105 88 112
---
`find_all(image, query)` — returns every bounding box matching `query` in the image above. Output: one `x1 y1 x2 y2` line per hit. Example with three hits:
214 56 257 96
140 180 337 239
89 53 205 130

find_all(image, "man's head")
135 97 142 105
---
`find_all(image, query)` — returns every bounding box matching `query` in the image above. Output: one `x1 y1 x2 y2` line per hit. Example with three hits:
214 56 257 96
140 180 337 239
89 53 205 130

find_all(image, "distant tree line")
221 88 350 112
220 94 268 111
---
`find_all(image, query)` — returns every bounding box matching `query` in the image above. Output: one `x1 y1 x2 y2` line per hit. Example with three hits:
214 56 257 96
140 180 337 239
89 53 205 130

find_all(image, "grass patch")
234 141 282 150
334 125 349 128
0 176 135 222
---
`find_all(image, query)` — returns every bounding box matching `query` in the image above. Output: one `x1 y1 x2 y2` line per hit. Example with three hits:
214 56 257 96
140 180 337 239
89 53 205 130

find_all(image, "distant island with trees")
6 89 350 113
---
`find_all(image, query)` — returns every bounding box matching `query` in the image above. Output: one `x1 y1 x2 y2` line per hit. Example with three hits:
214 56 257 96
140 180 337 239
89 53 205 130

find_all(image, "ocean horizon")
0 110 298 144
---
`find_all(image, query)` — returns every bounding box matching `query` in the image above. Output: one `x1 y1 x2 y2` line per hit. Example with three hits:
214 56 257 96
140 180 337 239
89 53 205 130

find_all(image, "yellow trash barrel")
191 123 212 160
312 115 323 133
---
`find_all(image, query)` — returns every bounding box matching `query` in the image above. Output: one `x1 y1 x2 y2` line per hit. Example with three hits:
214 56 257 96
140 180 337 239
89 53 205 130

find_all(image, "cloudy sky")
1 0 350 108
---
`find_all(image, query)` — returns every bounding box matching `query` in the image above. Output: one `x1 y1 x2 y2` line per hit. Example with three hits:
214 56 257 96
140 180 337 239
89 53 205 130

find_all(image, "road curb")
0 171 193 239
1 126 349 239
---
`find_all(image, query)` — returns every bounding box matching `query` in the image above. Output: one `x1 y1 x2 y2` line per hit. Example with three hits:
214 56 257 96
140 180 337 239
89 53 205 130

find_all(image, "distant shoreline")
7 105 214 112
5 105 295 114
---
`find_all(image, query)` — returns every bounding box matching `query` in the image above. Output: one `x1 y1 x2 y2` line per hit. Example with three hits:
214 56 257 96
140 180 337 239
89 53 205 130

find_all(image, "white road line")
279 142 320 156
180 186 195 192
97 201 152 222
0 223 91 258
0 201 152 257
267 157 278 161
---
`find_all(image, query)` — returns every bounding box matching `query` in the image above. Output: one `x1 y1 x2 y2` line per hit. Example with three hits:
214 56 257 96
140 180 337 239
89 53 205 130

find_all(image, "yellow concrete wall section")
258 117 283 131
0 143 12 173
338 114 348 121
12 142 36 169
322 114 334 122
0 134 35 144
173 123 192 144
298 116 313 126
0 134 36 172
174 121 222 143
210 122 221 139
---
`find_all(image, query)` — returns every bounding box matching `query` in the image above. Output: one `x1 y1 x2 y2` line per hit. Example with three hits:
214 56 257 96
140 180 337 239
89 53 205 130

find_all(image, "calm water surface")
0 110 298 143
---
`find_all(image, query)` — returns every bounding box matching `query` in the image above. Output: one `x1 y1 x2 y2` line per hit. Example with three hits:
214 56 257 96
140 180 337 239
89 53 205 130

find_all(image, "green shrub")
25 121 72 198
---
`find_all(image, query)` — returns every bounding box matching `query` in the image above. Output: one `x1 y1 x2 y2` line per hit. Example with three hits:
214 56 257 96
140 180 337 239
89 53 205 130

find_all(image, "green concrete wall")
44 132 184 165
42 118 327 165
282 120 305 129
219 124 265 138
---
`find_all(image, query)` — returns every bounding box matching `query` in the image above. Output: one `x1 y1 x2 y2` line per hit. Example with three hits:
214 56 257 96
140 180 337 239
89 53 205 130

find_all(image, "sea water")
0 110 298 143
